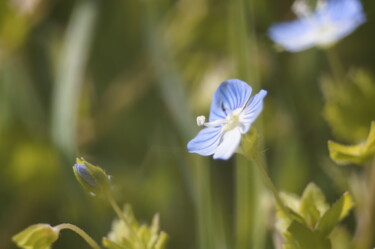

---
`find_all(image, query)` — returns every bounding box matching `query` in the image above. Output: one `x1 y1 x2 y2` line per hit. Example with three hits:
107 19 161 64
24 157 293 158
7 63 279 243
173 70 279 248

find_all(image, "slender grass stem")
54 223 101 249
239 151 294 221
325 48 344 82
354 158 375 249
105 193 140 241
229 0 266 248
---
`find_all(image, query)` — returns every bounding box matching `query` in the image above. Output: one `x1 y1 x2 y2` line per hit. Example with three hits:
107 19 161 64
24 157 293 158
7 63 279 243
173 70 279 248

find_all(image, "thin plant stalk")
354 158 375 249
228 0 266 248
325 48 344 83
105 193 140 242
142 1 227 249
238 150 294 221
54 223 101 249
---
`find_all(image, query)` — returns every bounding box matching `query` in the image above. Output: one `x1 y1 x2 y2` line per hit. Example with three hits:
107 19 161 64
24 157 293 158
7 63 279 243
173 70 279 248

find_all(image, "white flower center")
197 108 244 132
316 23 337 44
223 110 242 131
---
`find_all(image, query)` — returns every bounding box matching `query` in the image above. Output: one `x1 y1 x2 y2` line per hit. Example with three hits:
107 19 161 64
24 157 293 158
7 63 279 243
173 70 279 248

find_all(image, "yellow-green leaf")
322 70 375 143
12 224 59 249
328 121 375 165
285 221 331 249
317 192 354 235
299 183 329 228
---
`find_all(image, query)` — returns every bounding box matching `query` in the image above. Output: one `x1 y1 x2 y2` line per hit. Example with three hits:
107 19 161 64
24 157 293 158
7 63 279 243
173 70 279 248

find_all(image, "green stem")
54 223 101 249
241 152 293 220
325 48 344 83
229 0 266 248
105 193 139 240
354 158 375 249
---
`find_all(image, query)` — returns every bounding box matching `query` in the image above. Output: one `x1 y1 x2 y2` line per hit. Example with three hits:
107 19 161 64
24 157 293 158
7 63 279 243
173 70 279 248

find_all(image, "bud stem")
105 193 142 245
54 223 101 249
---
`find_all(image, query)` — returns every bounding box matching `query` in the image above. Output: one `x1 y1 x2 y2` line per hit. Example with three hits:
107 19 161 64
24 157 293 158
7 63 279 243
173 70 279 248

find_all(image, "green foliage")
0 1 32 54
316 193 353 235
284 221 330 249
12 224 59 249
277 183 354 249
299 183 329 228
73 157 111 196
328 121 375 165
103 205 168 249
329 227 354 249
322 70 375 143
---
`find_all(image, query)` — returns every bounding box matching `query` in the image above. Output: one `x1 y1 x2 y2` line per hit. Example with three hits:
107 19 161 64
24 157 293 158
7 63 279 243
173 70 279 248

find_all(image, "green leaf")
317 192 354 235
328 121 375 165
12 224 59 249
329 226 354 249
322 70 375 143
299 183 329 229
285 221 331 249
105 205 167 249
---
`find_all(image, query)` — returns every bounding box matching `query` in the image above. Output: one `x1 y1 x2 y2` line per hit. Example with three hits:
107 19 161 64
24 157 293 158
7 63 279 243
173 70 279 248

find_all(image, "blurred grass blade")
51 0 98 156
142 1 229 249
228 0 267 248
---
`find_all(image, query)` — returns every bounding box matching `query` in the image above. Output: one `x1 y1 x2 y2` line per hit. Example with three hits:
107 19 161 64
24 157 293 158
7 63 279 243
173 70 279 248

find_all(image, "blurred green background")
1 0 374 248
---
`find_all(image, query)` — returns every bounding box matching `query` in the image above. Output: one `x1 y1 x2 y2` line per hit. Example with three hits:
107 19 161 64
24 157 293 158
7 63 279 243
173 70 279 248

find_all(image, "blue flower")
268 0 366 52
187 79 267 160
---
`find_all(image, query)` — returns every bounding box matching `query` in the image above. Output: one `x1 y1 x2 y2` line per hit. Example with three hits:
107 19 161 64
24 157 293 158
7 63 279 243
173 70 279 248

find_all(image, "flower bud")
73 157 110 195
12 224 59 249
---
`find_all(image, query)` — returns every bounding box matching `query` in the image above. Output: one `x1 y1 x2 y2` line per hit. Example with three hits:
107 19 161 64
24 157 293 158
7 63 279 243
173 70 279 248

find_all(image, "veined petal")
209 79 252 121
240 89 267 133
268 19 318 52
213 128 242 160
187 127 223 156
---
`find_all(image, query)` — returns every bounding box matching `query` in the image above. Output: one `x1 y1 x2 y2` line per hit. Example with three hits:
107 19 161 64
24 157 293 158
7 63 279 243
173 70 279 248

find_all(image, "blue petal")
187 127 222 156
74 164 98 189
321 0 366 40
209 79 252 121
241 89 267 133
213 128 242 160
269 0 366 52
268 19 318 52
323 0 365 23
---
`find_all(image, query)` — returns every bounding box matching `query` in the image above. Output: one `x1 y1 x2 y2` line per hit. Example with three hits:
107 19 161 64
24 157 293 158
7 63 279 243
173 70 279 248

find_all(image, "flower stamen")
196 115 206 127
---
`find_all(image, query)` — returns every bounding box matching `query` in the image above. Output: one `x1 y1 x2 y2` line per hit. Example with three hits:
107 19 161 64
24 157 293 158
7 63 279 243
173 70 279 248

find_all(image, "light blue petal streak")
209 79 252 121
323 0 365 23
213 128 242 160
240 89 267 133
74 164 98 189
187 127 223 156
321 0 366 41
268 0 366 52
268 19 317 52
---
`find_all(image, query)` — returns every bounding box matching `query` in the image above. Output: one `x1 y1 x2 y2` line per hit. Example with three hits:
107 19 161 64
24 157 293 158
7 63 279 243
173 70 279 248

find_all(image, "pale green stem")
325 48 344 83
54 223 101 249
105 193 140 241
229 0 265 248
354 158 375 249
241 152 294 221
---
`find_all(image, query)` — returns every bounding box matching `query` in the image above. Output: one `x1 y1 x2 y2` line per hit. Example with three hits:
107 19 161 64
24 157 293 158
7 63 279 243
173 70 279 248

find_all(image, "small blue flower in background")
268 0 366 52
187 79 267 160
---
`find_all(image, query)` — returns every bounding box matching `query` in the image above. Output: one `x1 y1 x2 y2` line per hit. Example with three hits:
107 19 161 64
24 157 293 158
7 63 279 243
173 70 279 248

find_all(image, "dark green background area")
0 0 374 248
